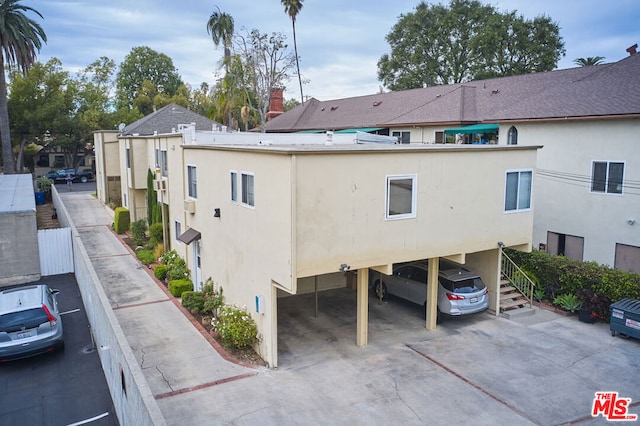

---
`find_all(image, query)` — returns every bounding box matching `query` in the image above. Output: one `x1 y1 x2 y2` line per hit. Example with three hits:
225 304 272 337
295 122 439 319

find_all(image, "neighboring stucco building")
0 174 40 286
95 126 539 367
265 50 640 272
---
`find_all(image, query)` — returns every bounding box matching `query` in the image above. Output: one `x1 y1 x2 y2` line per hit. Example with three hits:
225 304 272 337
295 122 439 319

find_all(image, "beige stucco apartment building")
95 127 538 367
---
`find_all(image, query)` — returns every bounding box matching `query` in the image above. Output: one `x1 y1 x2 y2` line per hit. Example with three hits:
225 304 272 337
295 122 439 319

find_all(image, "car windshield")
441 277 485 293
0 308 48 333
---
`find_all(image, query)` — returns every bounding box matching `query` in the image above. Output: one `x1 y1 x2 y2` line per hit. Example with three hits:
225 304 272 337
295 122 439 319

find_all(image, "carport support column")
426 257 439 330
356 268 369 347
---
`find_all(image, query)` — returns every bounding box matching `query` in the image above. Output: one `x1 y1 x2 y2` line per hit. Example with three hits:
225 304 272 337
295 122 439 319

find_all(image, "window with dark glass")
591 161 624 194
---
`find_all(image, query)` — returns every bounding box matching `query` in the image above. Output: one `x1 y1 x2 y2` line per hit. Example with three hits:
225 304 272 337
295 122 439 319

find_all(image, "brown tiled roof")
122 103 220 136
265 53 640 132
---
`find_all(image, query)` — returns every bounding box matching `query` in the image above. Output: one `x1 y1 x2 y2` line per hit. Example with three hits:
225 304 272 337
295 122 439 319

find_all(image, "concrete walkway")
61 192 640 425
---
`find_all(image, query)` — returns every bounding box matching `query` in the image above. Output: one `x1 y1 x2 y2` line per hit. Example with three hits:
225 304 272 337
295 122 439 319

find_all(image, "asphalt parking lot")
0 274 118 426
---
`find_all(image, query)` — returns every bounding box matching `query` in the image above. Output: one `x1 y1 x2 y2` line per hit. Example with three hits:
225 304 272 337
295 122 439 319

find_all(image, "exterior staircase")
500 278 530 311
499 248 536 317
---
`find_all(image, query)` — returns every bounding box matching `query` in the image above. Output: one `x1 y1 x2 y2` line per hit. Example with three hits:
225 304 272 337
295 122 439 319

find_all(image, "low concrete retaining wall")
53 188 165 425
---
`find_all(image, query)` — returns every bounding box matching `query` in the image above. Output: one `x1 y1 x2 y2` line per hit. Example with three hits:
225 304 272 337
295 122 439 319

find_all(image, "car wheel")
80 176 88 183
374 280 387 300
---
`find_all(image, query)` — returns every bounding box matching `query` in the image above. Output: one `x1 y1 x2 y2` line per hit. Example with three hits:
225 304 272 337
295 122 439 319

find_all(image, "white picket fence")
38 227 74 276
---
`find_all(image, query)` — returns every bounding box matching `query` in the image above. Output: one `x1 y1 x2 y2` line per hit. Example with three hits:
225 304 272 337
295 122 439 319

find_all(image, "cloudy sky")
31 0 640 101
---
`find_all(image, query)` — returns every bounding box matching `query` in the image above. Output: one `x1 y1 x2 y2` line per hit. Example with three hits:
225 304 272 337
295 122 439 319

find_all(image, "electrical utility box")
610 298 640 340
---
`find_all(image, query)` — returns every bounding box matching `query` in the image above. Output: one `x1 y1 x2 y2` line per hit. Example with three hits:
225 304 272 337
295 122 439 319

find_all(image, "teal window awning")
334 127 383 134
444 123 499 135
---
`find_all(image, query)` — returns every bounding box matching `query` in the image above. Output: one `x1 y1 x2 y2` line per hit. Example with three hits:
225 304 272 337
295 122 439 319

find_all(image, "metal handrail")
500 249 535 307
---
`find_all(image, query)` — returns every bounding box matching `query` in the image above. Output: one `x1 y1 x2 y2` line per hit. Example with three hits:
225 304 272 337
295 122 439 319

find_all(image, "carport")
276 250 503 367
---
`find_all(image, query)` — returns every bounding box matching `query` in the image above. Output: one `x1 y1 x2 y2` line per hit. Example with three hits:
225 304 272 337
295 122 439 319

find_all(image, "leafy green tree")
281 0 304 104
573 56 605 66
116 46 183 111
284 97 300 112
7 58 70 172
377 0 565 90
0 0 46 174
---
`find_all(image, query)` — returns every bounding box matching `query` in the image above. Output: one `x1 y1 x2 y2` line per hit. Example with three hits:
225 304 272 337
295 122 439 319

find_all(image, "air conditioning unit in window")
184 199 196 214
153 179 167 191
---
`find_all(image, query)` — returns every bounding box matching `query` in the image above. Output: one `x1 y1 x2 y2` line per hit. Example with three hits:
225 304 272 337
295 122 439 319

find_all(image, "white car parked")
371 260 489 321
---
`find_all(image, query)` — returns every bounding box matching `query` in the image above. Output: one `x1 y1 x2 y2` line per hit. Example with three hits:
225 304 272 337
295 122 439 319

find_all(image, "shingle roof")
122 103 220 136
265 53 640 132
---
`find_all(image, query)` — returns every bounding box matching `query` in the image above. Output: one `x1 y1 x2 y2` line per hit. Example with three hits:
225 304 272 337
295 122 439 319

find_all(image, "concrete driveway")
158 288 639 425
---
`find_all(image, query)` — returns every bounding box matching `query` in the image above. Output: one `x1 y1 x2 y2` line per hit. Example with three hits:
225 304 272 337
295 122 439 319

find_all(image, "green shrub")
160 250 190 280
114 207 130 234
182 291 204 312
136 249 156 266
130 219 147 246
149 223 164 244
154 265 168 281
553 293 582 312
505 248 640 315
214 305 258 349
169 279 193 297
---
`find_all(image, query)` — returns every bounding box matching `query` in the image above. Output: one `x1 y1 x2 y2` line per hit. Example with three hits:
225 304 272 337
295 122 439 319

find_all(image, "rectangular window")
174 220 182 244
155 149 159 168
504 170 532 212
125 148 131 169
241 172 255 207
187 165 197 199
386 174 417 219
161 150 168 177
591 161 624 194
230 171 238 203
392 131 411 144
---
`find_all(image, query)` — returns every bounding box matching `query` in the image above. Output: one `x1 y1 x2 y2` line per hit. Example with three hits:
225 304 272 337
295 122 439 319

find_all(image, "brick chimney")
626 43 638 56
267 87 284 120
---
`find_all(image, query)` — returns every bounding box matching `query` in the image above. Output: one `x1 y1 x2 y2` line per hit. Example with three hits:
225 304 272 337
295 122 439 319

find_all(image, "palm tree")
206 6 234 70
0 0 46 174
206 6 234 128
281 0 304 104
573 56 605 67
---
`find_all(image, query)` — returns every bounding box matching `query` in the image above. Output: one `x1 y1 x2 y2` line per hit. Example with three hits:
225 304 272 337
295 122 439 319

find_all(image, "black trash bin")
610 298 640 340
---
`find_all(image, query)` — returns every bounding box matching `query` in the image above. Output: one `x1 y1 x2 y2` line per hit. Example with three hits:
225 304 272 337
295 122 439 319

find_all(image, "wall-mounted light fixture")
628 218 636 225
497 241 505 248
214 208 221 218
339 263 351 272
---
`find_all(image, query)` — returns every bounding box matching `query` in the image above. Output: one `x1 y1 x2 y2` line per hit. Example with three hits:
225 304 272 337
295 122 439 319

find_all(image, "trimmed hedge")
182 291 205 312
169 279 193 297
154 265 168 281
505 248 640 319
114 207 130 234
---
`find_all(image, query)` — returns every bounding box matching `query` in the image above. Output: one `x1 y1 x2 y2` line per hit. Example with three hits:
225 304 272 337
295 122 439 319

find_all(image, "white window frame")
174 220 182 244
385 174 417 220
187 164 197 199
241 171 255 208
504 169 533 213
125 147 131 169
590 160 624 195
230 170 238 203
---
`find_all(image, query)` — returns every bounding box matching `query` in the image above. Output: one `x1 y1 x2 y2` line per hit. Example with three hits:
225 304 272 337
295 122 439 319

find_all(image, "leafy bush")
149 223 164 245
182 291 204 312
136 249 156 266
169 279 193 297
203 287 224 315
130 220 147 246
553 294 582 312
214 305 258 349
114 207 130 234
160 250 190 280
154 265 168 281
36 176 53 199
505 248 640 317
